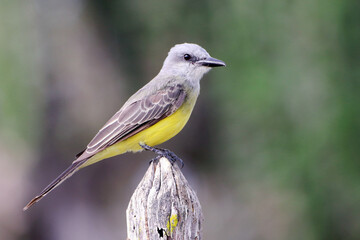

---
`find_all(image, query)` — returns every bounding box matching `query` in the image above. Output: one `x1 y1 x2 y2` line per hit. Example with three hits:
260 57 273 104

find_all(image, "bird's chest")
141 94 197 146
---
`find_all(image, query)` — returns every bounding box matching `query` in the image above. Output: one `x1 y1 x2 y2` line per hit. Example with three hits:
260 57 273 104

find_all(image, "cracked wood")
126 157 203 240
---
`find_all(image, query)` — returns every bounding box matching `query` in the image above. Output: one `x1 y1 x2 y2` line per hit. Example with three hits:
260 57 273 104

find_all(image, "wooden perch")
126 157 203 240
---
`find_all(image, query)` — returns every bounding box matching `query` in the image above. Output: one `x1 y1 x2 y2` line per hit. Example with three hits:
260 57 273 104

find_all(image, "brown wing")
24 84 186 210
75 84 186 161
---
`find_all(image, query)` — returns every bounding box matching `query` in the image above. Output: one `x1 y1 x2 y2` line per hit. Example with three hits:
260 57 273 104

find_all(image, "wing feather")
76 84 186 160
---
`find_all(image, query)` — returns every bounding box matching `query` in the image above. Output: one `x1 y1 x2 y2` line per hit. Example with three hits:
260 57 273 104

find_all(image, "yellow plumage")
23 42 225 211
80 94 197 168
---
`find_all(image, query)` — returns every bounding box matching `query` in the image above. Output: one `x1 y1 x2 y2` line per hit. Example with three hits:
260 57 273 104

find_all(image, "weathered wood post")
126 157 203 240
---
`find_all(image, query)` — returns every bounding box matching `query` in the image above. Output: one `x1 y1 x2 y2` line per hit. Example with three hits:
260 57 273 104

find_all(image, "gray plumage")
23 43 225 211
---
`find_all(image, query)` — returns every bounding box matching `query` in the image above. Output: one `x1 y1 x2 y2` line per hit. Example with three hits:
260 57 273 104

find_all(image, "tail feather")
23 159 87 211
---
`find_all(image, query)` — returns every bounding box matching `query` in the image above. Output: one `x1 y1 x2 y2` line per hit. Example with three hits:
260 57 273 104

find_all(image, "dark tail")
23 159 87 211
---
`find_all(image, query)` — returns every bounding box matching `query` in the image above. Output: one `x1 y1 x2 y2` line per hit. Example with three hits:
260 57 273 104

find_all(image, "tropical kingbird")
24 43 226 210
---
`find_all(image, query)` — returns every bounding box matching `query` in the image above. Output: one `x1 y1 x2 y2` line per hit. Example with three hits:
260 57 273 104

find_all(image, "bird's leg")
140 143 184 168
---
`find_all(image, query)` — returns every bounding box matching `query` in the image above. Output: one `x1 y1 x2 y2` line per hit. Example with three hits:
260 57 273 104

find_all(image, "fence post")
126 157 203 240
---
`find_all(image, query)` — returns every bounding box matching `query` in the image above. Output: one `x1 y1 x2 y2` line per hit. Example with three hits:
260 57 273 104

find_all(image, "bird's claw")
140 143 184 168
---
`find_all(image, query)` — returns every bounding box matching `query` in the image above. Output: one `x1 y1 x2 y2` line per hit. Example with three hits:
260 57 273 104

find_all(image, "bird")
23 43 226 211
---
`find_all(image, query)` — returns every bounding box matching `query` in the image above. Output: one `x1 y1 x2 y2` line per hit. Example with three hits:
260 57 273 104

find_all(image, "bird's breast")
82 91 198 167
138 92 198 147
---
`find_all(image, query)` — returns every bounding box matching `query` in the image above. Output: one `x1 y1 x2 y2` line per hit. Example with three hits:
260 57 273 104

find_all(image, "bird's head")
160 43 226 82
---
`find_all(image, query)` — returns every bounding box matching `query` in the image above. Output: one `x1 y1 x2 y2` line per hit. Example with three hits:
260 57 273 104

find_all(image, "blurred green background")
1 0 359 239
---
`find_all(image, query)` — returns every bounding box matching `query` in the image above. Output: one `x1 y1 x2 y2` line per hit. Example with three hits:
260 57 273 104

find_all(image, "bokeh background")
1 0 360 239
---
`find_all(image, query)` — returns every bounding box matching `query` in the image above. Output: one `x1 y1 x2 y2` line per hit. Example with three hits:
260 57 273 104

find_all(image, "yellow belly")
81 97 197 168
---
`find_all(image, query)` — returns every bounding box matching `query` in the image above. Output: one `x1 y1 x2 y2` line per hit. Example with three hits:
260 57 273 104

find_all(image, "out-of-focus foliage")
1 0 359 239
209 1 360 239
0 1 41 143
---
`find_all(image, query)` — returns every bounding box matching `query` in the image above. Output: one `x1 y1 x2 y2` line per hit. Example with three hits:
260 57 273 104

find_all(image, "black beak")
198 57 226 67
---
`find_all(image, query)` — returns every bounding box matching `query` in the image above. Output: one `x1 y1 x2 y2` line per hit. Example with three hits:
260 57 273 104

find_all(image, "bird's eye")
183 54 191 61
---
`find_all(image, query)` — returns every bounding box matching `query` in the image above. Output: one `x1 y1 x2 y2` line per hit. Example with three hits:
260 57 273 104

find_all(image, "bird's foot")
140 143 184 168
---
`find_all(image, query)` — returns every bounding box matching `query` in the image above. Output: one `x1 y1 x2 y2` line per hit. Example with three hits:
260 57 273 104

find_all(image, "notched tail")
23 159 87 211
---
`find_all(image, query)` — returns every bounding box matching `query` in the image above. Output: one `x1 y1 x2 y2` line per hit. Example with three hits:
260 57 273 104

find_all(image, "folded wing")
76 84 186 161
23 84 186 210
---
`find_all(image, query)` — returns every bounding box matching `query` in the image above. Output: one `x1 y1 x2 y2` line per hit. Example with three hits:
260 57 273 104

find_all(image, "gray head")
160 43 225 82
